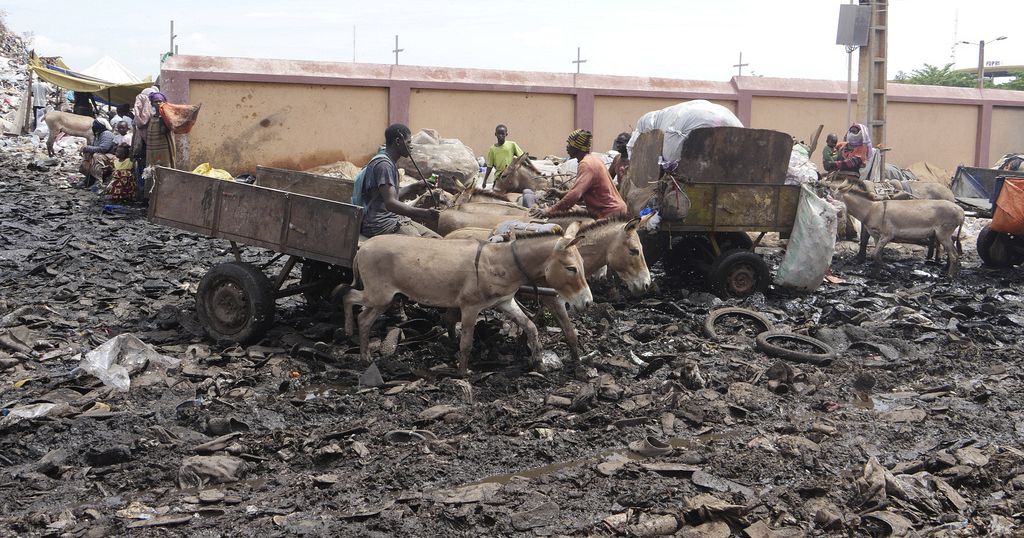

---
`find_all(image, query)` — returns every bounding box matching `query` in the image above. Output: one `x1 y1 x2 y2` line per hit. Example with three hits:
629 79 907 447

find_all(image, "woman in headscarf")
145 92 175 169
824 123 872 172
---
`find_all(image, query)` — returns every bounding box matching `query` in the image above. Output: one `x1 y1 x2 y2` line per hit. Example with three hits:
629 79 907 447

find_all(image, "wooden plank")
622 129 664 217
255 166 354 203
149 167 217 235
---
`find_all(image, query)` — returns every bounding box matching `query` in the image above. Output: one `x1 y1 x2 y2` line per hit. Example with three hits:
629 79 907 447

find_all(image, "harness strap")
473 240 486 285
511 240 541 305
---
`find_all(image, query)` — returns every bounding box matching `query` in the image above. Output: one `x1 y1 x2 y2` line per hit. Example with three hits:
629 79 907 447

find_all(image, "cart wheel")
196 262 275 344
977 225 1022 267
299 261 353 305
707 249 770 298
716 232 753 251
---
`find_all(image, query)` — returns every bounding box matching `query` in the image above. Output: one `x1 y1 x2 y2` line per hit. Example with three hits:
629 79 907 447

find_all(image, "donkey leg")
457 306 483 376
357 304 387 361
443 308 459 340
872 236 891 275
939 235 960 276
543 296 580 362
496 299 542 369
343 289 363 337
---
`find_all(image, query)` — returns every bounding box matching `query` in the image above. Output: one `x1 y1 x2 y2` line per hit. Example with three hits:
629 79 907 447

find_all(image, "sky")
3 0 1020 83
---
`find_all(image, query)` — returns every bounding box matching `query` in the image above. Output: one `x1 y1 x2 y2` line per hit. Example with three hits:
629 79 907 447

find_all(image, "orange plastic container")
991 178 1024 235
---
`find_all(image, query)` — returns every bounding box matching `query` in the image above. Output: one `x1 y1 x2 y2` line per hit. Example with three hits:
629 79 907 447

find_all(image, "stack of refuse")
0 18 29 136
396 128 479 192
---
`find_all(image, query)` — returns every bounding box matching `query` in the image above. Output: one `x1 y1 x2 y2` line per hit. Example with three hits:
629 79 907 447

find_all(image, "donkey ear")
454 178 466 191
639 212 655 227
623 217 640 231
562 221 581 239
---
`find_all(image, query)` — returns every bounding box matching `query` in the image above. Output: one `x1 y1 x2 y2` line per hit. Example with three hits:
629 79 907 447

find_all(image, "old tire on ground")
300 260 352 305
707 249 770 298
976 225 1021 267
196 262 275 344
703 307 775 340
755 330 836 366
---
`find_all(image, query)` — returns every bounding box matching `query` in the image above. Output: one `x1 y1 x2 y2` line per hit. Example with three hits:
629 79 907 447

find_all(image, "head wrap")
844 123 871 148
567 129 593 153
149 92 167 103
92 120 106 132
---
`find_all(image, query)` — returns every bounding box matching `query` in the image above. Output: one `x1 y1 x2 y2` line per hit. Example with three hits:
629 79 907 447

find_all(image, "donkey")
343 222 592 375
444 218 651 360
492 153 575 194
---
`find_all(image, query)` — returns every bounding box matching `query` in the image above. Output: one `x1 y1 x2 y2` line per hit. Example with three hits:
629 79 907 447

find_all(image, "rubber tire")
976 225 1021 267
707 249 771 298
755 330 836 366
664 233 754 275
196 262 275 344
703 307 775 340
299 260 352 305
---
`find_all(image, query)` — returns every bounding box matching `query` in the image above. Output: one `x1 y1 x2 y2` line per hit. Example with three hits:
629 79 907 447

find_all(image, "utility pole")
169 20 177 55
856 0 887 149
572 47 587 74
977 40 986 91
352 25 356 63
733 52 749 77
392 35 403 65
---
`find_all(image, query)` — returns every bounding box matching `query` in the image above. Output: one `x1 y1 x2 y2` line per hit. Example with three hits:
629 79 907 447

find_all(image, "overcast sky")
5 0 1020 83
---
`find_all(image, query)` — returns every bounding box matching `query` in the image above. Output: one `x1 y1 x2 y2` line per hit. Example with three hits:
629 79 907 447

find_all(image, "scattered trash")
76 334 180 392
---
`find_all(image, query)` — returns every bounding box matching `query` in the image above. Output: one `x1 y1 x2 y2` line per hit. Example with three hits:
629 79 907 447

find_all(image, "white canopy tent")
81 56 142 84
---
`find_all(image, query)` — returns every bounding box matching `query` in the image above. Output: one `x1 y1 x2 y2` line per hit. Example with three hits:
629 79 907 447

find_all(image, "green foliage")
894 62 1022 91
895 63 979 87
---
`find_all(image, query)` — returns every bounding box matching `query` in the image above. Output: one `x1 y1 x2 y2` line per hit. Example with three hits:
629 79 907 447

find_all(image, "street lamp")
960 36 1007 90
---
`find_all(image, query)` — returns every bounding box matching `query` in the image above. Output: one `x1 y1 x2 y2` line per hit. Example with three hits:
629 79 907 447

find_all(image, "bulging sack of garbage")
396 128 479 192
775 184 838 291
159 102 201 134
786 143 819 186
626 100 743 161
192 163 235 181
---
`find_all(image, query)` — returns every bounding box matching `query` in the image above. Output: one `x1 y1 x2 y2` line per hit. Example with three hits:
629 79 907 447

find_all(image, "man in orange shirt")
531 129 627 219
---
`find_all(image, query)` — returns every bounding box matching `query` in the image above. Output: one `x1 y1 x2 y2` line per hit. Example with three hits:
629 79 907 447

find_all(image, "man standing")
31 79 48 130
483 124 524 188
531 129 627 219
359 123 441 238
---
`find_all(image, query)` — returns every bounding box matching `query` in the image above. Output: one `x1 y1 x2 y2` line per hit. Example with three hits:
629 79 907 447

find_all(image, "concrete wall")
592 97 737 154
408 89 575 160
989 106 1024 166
887 102 978 171
162 56 1024 176
749 95 847 149
188 80 388 173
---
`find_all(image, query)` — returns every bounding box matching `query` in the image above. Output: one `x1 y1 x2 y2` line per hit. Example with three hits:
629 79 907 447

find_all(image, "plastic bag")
992 178 1024 235
774 184 838 291
626 100 743 161
191 163 235 181
786 143 819 185
78 334 181 392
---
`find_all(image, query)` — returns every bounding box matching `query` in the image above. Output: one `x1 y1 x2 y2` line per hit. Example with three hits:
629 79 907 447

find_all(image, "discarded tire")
976 225 1022 267
196 262 275 344
299 260 352 305
703 307 774 340
707 249 770 298
755 330 836 366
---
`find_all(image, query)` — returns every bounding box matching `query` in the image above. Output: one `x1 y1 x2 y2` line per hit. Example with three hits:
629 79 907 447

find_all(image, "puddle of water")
292 382 355 401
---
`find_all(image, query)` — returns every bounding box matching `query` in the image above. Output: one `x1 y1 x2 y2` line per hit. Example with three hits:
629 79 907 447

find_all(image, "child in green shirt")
484 124 524 188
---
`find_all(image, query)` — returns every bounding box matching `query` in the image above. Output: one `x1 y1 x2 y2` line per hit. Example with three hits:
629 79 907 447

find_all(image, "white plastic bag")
78 334 181 392
626 100 743 160
786 143 819 185
774 184 838 291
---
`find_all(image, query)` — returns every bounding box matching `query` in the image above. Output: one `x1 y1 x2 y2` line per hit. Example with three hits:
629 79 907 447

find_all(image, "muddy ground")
1 140 1023 537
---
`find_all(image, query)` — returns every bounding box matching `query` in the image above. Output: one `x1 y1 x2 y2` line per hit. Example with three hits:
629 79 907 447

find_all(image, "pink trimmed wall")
162 55 1024 174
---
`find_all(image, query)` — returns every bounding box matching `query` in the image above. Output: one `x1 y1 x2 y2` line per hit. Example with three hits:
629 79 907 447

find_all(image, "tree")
894 63 980 87
997 73 1024 91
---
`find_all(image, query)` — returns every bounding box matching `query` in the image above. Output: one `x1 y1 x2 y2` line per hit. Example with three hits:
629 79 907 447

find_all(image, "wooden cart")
623 127 799 298
147 166 361 343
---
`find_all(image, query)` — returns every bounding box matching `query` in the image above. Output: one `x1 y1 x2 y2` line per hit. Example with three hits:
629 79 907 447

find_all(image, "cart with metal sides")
624 127 799 298
147 166 361 343
976 176 1024 268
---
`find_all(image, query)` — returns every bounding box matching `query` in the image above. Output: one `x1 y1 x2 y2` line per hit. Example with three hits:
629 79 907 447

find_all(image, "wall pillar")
574 89 595 131
975 102 993 167
389 81 411 125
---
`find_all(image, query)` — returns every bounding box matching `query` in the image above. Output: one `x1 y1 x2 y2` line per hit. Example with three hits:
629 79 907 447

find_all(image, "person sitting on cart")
530 129 627 220
824 124 871 173
359 123 441 238
821 133 839 169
